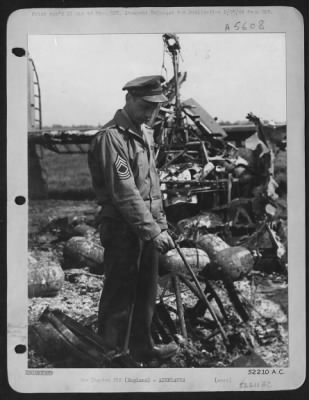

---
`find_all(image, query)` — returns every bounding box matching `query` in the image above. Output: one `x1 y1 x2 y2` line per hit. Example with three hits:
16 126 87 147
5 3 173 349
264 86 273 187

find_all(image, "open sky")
28 33 286 126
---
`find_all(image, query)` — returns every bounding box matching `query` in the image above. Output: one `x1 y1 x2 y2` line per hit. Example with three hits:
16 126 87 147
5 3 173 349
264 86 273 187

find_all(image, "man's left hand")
152 230 175 254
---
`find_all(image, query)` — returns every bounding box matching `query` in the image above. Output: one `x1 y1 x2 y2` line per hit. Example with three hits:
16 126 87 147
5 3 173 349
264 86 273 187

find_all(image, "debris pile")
28 199 288 368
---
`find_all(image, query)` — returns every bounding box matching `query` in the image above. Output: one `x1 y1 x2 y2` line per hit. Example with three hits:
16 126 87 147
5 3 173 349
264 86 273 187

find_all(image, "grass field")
40 148 95 199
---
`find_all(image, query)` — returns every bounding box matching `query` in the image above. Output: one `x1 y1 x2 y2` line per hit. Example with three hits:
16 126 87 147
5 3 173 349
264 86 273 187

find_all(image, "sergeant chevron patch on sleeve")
114 154 131 180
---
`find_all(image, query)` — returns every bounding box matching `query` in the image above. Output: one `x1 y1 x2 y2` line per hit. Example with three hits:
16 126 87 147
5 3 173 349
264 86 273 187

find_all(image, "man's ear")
126 92 137 108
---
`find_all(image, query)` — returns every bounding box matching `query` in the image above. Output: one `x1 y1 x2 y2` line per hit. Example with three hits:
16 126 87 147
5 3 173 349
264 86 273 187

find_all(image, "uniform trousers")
98 218 158 353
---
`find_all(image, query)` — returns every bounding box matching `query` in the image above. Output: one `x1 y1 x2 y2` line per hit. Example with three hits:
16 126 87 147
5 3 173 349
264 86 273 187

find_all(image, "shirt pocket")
132 144 149 179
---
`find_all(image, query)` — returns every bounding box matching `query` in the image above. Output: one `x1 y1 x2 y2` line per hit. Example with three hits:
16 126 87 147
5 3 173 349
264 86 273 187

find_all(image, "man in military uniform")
88 76 178 362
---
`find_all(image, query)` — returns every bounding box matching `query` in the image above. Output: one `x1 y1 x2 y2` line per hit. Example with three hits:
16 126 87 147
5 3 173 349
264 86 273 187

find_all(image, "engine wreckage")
28 34 287 368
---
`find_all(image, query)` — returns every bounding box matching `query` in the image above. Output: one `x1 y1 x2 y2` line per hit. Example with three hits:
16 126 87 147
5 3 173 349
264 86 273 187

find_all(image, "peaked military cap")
122 75 168 103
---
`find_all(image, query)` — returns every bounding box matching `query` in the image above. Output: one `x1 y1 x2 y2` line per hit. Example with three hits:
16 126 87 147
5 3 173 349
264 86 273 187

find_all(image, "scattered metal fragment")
28 256 64 298
63 236 104 272
231 350 269 367
197 233 230 260
254 318 280 345
159 247 210 275
30 307 141 368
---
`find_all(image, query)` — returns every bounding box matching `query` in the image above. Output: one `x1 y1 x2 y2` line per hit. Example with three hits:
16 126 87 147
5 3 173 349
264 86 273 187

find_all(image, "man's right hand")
152 231 175 254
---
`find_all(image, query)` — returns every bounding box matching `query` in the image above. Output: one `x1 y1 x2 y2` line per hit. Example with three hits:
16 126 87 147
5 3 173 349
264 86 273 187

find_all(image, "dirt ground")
28 199 288 369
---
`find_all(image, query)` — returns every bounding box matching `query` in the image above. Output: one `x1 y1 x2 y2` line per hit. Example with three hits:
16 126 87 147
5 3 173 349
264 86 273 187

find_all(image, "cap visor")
141 94 168 103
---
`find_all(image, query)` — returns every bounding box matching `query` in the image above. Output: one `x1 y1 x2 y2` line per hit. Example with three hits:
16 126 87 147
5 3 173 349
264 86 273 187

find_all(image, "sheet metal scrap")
177 212 224 240
29 307 140 368
254 318 280 345
29 307 109 367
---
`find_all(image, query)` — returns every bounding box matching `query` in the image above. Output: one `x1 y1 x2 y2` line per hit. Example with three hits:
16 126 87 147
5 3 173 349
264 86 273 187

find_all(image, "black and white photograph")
7 6 305 392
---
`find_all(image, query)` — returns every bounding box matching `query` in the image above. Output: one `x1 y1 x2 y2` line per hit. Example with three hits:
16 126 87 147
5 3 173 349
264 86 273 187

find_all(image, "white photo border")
7 6 305 393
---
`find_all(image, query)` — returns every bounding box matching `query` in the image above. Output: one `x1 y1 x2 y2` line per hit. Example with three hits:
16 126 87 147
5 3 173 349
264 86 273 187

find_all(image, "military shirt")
88 109 167 241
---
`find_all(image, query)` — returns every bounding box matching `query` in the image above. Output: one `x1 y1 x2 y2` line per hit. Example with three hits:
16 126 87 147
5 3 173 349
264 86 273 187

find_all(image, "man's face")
127 96 160 127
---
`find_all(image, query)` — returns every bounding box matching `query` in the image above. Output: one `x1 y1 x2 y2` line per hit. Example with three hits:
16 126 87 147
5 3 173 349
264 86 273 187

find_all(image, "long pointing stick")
171 237 230 346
